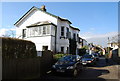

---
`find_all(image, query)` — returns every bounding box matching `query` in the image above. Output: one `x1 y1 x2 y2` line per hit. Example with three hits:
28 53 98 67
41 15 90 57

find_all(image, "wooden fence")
2 50 54 80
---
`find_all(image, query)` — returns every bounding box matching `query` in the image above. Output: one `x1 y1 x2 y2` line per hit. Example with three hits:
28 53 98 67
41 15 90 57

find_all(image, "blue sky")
1 2 118 47
2 2 118 33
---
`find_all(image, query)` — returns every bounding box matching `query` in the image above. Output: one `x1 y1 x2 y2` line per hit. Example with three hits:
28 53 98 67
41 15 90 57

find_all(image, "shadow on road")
37 67 110 81
31 56 119 81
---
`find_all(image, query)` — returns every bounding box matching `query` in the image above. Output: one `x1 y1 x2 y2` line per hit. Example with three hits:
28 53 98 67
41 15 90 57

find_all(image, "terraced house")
14 5 81 55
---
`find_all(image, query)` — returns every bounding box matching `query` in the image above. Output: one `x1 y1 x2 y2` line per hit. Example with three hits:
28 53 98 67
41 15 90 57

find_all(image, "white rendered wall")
16 9 57 38
56 20 70 53
26 36 52 51
15 8 80 54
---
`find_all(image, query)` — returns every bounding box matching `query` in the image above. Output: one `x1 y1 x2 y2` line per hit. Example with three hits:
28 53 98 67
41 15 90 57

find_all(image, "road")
39 57 120 81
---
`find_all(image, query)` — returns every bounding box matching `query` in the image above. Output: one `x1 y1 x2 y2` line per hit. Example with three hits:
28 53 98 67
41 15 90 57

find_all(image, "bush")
53 54 71 61
105 53 109 58
1 37 37 59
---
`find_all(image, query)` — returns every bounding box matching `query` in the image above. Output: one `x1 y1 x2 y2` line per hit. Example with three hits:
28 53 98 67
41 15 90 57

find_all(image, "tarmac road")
38 57 120 81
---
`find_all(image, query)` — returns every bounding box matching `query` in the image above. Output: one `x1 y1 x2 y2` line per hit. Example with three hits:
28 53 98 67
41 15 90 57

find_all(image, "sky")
1 2 118 47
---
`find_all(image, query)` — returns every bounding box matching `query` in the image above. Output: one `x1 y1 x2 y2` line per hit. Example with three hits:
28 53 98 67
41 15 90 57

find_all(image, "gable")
14 6 72 27
14 7 58 28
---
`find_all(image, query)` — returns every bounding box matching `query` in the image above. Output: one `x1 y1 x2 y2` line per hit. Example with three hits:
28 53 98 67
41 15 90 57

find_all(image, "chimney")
40 5 46 12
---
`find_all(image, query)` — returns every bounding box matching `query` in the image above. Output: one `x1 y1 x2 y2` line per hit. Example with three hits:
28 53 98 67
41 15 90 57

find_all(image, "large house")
14 5 80 54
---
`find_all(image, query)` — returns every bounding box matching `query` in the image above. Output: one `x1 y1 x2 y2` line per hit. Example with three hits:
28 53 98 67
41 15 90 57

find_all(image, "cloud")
80 31 118 39
0 28 16 37
90 28 95 31
0 29 8 36
80 31 118 48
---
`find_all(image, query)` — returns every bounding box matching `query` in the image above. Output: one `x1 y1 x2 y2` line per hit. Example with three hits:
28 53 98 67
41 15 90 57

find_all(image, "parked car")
92 53 99 61
81 54 96 66
52 55 83 77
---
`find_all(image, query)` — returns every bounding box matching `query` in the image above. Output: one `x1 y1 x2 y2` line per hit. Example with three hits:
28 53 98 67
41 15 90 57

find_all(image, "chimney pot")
40 5 46 12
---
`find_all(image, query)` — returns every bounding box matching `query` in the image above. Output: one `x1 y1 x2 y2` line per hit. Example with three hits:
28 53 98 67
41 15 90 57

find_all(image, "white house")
14 5 80 54
108 42 118 50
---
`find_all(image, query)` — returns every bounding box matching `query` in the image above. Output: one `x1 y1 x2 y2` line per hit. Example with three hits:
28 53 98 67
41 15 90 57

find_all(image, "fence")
2 50 54 80
3 58 41 79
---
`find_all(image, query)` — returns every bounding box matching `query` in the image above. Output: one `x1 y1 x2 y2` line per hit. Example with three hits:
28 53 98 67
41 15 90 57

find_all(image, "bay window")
27 25 51 37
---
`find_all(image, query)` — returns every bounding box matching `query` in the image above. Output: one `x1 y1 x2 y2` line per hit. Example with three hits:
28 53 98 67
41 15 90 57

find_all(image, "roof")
14 6 72 26
26 21 56 28
70 26 80 31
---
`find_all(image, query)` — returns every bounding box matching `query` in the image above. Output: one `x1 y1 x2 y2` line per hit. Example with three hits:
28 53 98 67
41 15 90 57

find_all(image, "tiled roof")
70 26 80 31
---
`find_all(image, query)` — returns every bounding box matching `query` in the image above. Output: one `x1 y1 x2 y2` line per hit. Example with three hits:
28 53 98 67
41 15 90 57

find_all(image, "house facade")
14 5 80 54
108 42 118 50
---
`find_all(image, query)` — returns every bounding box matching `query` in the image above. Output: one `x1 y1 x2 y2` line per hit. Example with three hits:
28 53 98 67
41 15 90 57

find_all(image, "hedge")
53 54 71 61
1 37 37 59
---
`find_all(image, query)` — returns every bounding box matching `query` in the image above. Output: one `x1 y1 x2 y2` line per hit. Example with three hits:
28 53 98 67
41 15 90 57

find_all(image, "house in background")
107 42 118 50
14 5 80 55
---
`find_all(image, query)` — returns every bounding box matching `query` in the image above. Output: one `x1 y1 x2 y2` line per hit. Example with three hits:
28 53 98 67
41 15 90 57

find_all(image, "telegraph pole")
107 37 110 54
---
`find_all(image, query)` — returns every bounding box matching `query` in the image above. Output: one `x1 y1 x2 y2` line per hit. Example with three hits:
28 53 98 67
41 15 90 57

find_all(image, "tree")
2 29 16 38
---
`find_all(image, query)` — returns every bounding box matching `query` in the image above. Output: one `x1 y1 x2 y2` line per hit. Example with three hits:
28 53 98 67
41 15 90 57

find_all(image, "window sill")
60 36 65 39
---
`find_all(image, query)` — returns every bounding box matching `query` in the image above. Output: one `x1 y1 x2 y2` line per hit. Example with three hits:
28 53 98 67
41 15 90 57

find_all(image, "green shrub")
105 53 109 58
53 54 71 60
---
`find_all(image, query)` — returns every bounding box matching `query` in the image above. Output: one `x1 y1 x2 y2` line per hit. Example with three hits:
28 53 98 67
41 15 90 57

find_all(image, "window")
47 26 50 34
29 25 50 37
42 46 48 51
34 27 39 36
77 34 79 41
30 28 35 36
22 29 26 38
61 26 64 36
66 47 69 54
73 33 76 40
43 26 46 35
38 27 42 35
61 47 64 53
66 27 69 38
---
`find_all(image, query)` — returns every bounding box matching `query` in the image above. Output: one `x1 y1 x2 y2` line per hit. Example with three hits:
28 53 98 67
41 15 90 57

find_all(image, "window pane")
23 29 26 38
61 26 64 36
34 27 38 36
39 27 42 35
31 28 35 36
66 27 69 38
73 33 76 40
47 26 50 34
43 26 46 35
